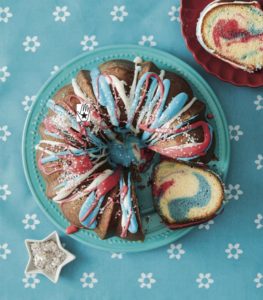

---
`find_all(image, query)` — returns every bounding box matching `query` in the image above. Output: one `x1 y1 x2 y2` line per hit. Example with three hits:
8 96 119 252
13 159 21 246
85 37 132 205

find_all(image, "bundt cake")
196 0 263 73
36 57 223 241
153 161 224 229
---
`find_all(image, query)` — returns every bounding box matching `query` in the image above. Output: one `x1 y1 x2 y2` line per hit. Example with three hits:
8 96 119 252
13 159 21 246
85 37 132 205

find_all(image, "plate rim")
22 44 230 252
180 0 263 88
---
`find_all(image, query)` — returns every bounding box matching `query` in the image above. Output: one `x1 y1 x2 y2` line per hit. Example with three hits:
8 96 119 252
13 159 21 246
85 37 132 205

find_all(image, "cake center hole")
107 133 145 167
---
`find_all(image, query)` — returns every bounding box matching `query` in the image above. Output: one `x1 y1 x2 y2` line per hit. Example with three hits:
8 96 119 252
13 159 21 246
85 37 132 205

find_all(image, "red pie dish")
180 0 263 87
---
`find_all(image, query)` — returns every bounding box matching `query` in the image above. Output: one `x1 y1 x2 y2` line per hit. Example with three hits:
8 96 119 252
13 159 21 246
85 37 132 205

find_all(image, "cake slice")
61 171 144 241
61 187 121 239
153 161 224 229
115 171 144 241
196 1 263 73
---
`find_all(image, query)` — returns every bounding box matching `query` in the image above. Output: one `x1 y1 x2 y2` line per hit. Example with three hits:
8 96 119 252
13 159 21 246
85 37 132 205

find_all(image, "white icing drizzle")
135 69 166 132
103 57 166 128
121 192 130 228
38 140 70 147
163 97 197 128
53 158 107 202
62 169 114 203
35 145 54 155
105 75 131 111
129 57 142 103
159 70 165 80
148 97 197 142
72 78 90 101
88 149 107 159
161 142 202 150
133 56 143 64
36 140 70 155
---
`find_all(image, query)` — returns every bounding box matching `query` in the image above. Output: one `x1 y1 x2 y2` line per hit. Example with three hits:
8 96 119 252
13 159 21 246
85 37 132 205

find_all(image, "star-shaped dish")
25 231 75 283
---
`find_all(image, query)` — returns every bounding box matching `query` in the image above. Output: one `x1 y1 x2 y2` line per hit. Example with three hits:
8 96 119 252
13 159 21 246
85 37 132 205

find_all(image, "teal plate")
22 45 230 252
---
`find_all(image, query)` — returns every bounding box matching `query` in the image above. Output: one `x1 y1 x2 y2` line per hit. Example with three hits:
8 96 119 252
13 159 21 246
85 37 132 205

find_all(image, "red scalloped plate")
180 0 263 87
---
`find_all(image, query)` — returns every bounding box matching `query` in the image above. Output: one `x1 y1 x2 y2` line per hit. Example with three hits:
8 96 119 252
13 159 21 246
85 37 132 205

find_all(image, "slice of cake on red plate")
153 161 224 229
196 0 263 73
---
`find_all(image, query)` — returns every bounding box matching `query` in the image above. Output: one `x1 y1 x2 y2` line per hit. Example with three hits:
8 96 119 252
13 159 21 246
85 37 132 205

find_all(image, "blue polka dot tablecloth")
0 1 262 299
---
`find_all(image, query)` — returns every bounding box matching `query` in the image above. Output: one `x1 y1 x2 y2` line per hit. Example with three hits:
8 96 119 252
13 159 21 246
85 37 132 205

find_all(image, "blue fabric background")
0 1 262 299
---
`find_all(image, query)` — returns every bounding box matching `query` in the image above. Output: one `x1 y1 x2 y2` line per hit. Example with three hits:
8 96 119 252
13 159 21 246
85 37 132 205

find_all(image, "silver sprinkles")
25 231 76 283
30 240 66 274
